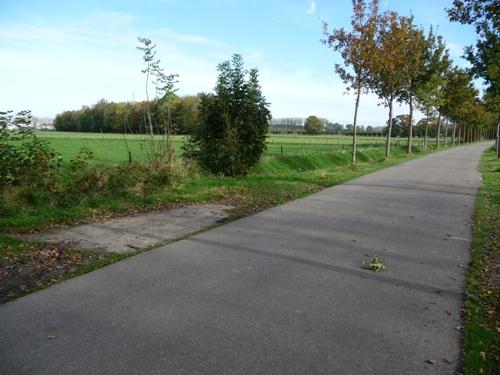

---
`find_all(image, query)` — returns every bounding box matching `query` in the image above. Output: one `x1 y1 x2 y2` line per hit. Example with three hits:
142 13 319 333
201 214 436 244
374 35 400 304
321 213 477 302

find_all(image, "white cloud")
307 1 316 15
0 12 228 117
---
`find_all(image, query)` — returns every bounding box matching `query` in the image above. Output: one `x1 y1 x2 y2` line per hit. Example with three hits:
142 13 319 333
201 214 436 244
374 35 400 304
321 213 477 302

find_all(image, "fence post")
280 145 283 156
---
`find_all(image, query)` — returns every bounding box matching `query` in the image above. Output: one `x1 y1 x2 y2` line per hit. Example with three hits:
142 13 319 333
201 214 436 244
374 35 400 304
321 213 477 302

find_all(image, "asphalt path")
0 142 490 374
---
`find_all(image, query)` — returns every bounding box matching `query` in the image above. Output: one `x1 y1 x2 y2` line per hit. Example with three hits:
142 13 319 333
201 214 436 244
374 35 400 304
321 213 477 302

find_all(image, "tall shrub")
184 54 271 176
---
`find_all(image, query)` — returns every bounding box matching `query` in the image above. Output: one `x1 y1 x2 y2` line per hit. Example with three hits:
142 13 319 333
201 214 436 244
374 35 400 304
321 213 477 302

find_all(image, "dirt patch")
0 242 124 304
27 203 233 253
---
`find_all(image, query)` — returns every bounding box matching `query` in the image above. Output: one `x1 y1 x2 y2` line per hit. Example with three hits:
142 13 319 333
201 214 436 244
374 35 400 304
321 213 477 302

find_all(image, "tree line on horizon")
53 96 200 135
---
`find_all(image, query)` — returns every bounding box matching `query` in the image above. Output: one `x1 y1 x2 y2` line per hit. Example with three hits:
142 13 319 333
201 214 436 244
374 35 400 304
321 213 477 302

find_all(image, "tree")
137 37 178 168
397 20 427 153
385 114 410 138
183 54 271 176
172 95 200 134
447 0 499 89
370 12 412 157
414 28 450 149
447 0 499 156
322 0 379 163
328 122 345 134
440 66 478 143
304 116 324 134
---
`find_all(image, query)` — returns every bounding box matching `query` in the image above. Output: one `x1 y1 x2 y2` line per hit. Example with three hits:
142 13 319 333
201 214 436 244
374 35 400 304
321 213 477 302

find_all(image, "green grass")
33 131 429 164
462 147 499 375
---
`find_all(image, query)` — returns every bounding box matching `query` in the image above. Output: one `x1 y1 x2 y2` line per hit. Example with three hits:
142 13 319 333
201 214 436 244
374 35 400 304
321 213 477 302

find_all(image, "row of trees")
322 0 499 163
53 96 200 135
55 103 389 137
270 117 385 135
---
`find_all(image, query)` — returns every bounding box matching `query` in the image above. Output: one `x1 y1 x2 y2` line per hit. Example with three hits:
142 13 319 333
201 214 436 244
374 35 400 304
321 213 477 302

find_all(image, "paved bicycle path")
0 143 489 374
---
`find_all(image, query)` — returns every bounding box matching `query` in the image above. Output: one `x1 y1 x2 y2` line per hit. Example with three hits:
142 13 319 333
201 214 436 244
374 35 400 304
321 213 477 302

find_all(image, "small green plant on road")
362 256 385 272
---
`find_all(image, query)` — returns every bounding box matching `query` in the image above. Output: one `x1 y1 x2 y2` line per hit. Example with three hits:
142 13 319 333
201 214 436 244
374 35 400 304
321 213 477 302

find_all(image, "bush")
0 111 56 190
183 54 271 176
304 116 324 135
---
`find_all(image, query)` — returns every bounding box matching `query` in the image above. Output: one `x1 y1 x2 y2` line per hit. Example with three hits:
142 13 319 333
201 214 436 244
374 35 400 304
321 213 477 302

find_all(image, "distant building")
269 118 306 134
32 116 55 131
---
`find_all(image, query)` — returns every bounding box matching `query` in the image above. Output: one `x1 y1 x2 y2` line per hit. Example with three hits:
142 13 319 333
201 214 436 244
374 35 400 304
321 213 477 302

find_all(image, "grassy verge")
462 147 499 374
0 145 440 303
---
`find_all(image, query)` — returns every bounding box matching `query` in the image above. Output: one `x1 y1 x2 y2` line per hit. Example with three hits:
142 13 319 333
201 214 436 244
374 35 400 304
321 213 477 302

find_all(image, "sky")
0 0 480 126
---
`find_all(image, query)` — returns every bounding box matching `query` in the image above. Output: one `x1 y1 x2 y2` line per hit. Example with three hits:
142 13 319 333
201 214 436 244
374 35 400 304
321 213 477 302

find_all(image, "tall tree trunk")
423 111 429 150
436 113 441 148
496 120 500 158
458 124 461 144
407 95 413 153
444 119 448 146
352 85 361 164
452 122 456 145
385 96 394 158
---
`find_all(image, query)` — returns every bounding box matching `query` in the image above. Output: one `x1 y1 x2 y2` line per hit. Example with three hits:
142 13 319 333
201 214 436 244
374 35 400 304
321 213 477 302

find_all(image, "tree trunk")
352 85 361 164
444 119 448 146
452 122 456 145
436 113 441 148
458 124 461 144
496 120 500 158
423 112 429 150
385 97 393 158
407 95 413 153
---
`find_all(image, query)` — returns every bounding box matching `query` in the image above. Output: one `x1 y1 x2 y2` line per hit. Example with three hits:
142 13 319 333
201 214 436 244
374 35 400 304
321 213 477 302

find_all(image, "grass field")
34 131 413 164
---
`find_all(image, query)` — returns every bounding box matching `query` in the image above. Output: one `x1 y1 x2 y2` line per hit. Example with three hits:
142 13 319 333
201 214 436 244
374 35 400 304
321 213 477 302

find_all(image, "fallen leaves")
0 240 110 304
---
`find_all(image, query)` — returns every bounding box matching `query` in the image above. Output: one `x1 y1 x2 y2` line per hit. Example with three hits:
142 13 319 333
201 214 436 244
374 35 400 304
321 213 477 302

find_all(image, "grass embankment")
0 146 429 303
462 147 499 374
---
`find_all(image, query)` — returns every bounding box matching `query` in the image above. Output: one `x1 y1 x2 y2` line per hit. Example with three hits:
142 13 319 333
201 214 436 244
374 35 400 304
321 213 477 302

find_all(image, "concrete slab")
28 204 232 253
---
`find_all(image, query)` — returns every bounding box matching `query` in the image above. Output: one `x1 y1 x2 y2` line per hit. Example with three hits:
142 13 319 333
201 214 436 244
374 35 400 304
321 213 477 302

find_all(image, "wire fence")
266 140 405 156
265 138 456 156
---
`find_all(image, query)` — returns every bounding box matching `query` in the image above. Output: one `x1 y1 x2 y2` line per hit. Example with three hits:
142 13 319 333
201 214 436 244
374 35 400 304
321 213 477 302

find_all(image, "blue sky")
0 0 479 125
